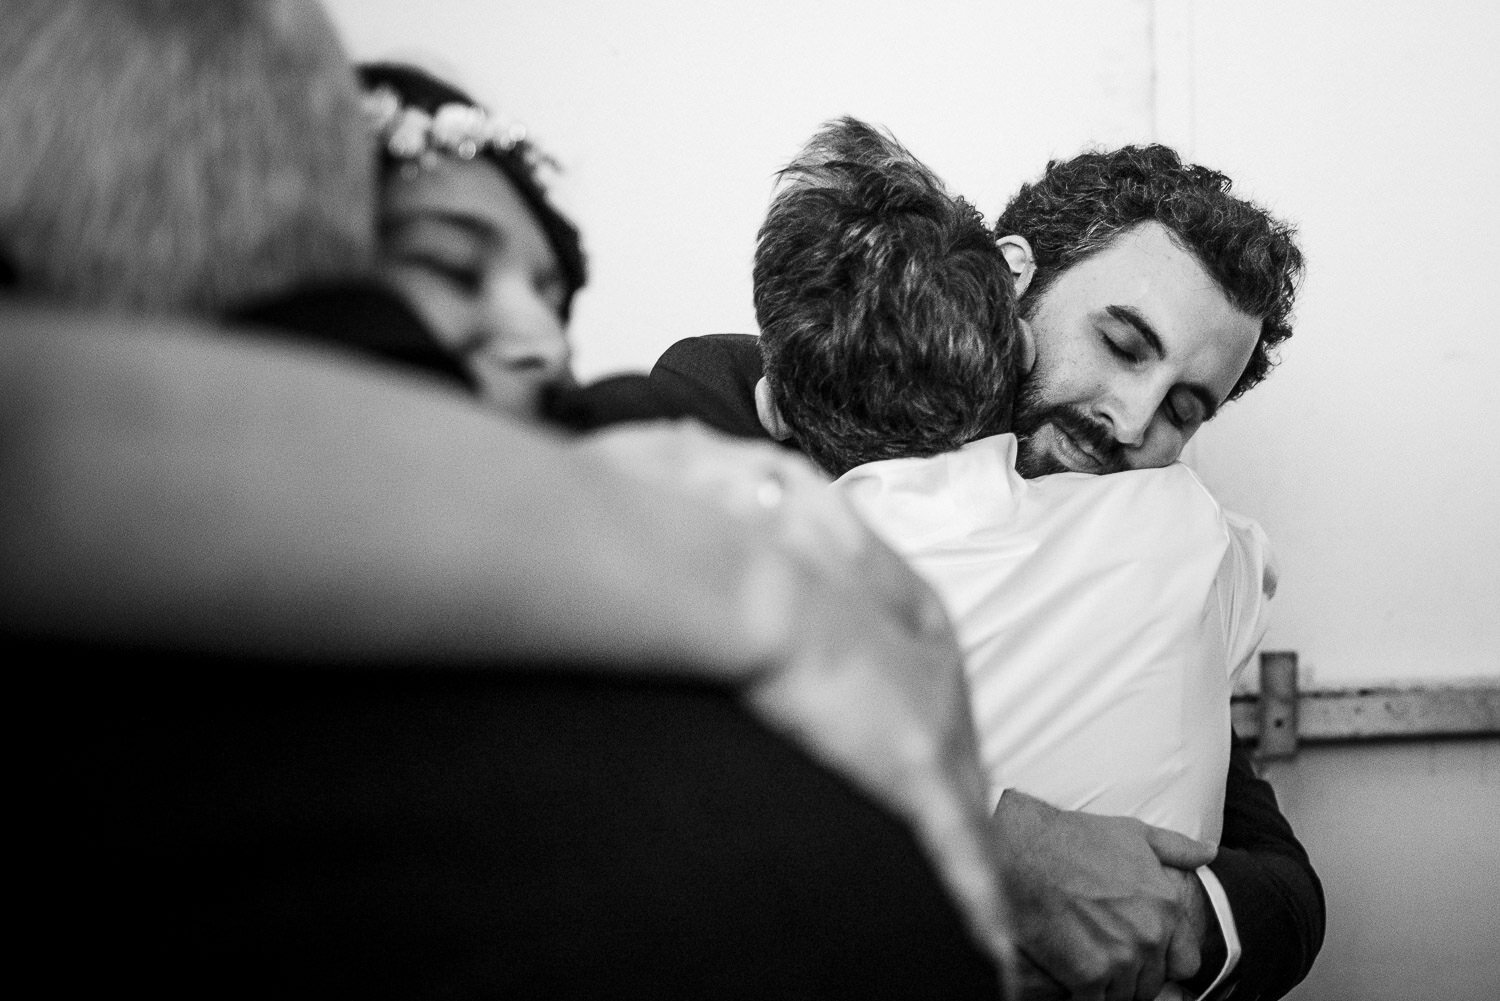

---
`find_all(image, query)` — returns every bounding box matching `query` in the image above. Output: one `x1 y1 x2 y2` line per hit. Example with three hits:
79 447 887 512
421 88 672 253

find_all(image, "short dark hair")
995 144 1304 401
754 116 1021 477
357 62 588 321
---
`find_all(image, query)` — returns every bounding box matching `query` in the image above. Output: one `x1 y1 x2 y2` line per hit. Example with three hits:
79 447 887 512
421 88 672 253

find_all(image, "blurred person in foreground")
0 1 1011 996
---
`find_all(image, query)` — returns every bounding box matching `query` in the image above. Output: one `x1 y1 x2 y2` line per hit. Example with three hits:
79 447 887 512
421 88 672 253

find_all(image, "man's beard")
1011 379 1124 478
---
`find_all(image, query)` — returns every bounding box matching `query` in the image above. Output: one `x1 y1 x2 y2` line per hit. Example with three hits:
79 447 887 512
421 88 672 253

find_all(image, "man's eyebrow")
1105 304 1221 421
1106 304 1165 358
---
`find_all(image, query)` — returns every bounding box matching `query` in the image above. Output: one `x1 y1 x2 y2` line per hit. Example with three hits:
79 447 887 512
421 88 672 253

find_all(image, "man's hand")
994 789 1216 1001
579 420 1012 970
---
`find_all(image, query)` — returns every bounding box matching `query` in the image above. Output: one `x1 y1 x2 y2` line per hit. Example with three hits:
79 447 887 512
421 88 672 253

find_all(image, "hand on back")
994 788 1215 1001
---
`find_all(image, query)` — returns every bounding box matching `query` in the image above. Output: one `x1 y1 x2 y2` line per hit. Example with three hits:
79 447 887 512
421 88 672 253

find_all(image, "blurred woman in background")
360 62 588 421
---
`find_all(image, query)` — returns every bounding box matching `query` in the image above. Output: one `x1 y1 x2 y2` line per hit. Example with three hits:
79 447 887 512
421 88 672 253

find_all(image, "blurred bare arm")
0 305 1011 973
0 307 775 670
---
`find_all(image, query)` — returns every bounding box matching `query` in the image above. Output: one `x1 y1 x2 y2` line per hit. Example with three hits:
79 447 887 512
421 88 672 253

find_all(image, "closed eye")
1164 387 1206 430
393 252 482 295
382 213 489 296
506 355 553 372
1103 334 1142 364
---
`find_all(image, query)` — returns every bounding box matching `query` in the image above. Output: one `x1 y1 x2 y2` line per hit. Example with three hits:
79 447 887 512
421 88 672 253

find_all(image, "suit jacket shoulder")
1198 734 1325 1000
649 334 773 441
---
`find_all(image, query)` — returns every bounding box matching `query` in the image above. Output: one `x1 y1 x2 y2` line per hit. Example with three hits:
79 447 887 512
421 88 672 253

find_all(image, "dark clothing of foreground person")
22 656 999 1000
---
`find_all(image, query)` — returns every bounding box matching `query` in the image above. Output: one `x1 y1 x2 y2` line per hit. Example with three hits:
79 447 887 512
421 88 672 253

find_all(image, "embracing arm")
0 307 771 668
0 304 1010 971
1192 733 1325 1000
995 732 1324 1001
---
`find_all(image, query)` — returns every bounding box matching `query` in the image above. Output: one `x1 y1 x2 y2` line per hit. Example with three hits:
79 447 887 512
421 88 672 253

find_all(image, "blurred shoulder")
648 334 772 441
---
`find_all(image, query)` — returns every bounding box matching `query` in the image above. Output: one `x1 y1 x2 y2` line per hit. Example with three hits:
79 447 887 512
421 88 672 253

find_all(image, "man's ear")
996 234 1036 298
754 377 793 440
1013 317 1036 375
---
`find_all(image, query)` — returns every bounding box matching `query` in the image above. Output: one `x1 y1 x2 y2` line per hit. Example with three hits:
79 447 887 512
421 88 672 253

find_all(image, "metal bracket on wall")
1231 651 1500 760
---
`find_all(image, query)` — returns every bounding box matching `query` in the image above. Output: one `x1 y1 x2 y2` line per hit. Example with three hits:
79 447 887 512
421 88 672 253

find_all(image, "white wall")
323 0 1161 377
323 0 1500 690
1268 739 1500 1001
1177 1 1500 688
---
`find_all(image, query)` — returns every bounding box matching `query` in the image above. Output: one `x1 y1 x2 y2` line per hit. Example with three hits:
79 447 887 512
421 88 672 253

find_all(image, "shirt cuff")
1191 865 1242 1001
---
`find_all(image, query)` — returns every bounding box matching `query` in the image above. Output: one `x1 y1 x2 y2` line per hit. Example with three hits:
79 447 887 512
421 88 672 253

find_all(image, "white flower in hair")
494 121 528 148
431 103 490 158
362 87 402 132
361 83 565 204
387 108 434 159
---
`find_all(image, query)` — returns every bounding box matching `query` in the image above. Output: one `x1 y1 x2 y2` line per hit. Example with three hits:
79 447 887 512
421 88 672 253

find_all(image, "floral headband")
361 84 558 184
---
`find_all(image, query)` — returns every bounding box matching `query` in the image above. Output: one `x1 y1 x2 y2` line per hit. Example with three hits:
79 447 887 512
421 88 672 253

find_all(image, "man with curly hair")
992 145 1302 478
647 143 1321 1001
982 147 1318 1001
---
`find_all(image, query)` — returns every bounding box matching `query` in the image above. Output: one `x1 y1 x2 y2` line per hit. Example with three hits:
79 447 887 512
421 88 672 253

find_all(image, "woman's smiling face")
379 154 573 420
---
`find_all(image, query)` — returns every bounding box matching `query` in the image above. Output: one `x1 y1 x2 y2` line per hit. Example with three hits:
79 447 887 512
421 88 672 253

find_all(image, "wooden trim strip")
1231 653 1500 754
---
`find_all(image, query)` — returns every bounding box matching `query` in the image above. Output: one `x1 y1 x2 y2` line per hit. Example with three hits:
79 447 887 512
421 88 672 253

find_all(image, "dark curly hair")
994 144 1304 401
754 117 1022 477
357 62 588 321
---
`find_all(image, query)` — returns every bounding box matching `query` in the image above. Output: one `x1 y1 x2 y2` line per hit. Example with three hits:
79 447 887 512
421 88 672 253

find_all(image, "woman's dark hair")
357 62 588 320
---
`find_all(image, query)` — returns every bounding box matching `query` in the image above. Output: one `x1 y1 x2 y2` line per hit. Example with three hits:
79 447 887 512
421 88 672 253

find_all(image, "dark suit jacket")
636 333 1326 1001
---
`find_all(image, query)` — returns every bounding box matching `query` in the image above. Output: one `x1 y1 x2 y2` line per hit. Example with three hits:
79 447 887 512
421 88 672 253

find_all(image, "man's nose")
1097 383 1158 449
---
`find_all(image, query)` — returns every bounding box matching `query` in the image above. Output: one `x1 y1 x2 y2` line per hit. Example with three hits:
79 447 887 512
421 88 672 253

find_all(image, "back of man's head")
994 144 1303 401
753 116 1021 478
0 0 373 315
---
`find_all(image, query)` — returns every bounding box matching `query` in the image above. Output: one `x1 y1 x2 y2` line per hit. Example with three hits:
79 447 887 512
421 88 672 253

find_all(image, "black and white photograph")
3 2 1496 998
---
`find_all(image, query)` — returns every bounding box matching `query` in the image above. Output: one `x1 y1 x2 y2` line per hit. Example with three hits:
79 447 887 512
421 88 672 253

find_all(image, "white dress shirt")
835 433 1275 846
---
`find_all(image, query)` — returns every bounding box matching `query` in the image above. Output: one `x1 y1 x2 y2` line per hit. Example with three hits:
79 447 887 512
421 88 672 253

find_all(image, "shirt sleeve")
1218 509 1277 685
1189 865 1241 1001
1187 732 1326 1001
